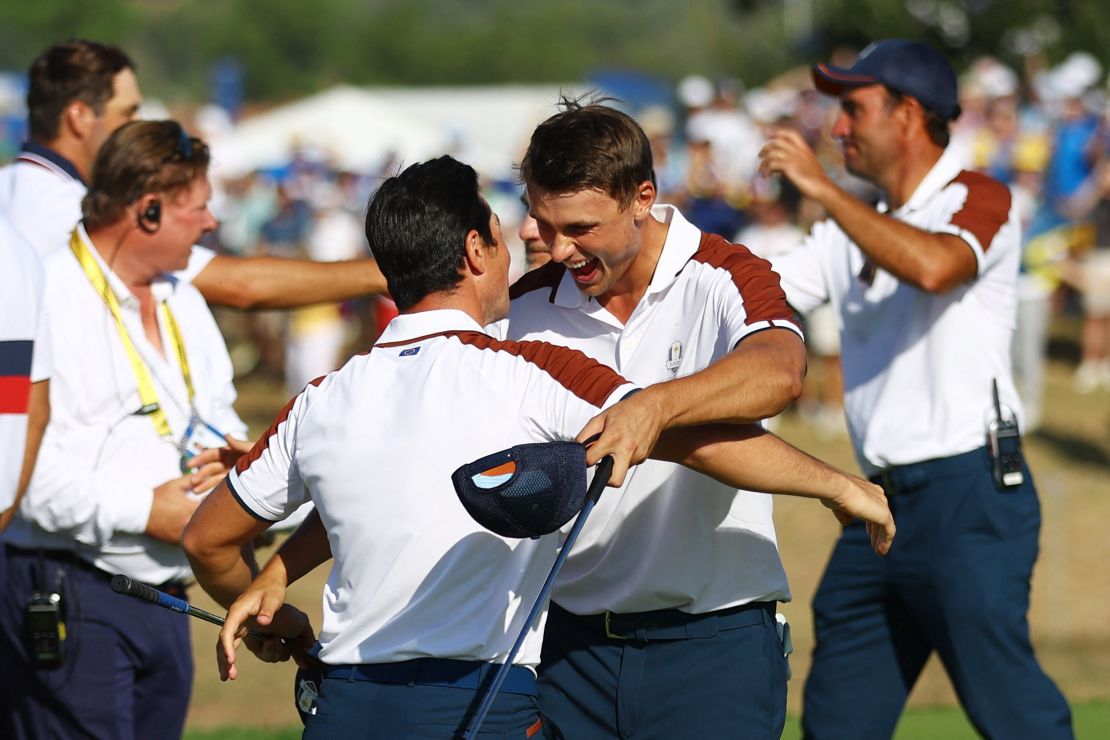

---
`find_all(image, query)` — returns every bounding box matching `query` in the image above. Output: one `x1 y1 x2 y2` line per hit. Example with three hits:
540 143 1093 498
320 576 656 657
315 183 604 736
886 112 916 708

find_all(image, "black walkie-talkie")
26 552 66 668
987 378 1024 488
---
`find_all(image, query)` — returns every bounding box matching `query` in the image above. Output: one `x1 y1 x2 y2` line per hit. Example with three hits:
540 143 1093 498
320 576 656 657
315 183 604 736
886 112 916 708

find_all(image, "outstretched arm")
583 415 894 554
576 326 805 486
193 255 388 310
657 423 894 555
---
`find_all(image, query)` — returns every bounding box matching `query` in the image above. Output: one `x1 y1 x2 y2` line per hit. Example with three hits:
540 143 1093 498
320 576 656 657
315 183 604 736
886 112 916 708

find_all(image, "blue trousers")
802 447 1073 739
0 547 193 740
303 665 544 739
538 600 787 739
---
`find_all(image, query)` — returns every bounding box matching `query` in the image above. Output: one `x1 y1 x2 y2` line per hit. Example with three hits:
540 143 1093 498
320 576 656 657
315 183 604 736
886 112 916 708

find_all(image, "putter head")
452 442 588 538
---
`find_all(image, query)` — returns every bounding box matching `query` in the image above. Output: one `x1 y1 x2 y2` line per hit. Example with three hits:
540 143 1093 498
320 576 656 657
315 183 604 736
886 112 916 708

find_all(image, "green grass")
779 700 1110 739
185 701 1110 739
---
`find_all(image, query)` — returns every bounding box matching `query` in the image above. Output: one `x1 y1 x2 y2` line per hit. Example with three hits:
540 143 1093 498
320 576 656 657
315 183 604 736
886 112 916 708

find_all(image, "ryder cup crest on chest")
665 340 683 374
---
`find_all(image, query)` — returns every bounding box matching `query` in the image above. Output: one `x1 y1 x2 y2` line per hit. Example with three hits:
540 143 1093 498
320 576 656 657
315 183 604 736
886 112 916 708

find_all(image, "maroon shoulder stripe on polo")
510 261 565 302
948 171 1012 253
687 233 796 325
235 374 328 475
450 331 626 408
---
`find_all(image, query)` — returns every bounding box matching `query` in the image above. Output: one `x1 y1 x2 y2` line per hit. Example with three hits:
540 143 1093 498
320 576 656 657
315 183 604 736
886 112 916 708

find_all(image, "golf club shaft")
463 455 614 738
110 574 266 639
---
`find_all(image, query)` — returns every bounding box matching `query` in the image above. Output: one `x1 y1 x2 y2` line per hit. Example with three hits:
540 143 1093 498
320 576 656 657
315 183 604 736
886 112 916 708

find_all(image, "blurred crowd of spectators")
90 51 1110 429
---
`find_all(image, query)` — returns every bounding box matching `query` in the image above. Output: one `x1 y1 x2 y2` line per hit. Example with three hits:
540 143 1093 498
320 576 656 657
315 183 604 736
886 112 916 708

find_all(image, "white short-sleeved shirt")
229 309 637 667
0 215 50 510
0 145 216 281
6 225 246 584
502 205 803 615
770 148 1022 475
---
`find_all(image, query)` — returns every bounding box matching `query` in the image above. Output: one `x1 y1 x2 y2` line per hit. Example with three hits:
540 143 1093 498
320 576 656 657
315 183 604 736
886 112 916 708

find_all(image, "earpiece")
143 200 161 225
137 199 161 233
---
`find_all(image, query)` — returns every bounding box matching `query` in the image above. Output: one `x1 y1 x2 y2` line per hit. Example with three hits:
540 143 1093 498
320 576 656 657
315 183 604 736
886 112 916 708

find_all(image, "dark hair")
519 95 653 209
82 120 209 231
884 86 950 148
364 156 494 311
27 39 135 142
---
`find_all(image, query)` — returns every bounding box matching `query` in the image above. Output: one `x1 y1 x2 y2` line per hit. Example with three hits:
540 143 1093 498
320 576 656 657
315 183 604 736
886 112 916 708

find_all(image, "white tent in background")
207 84 575 181
208 85 449 179
369 85 576 180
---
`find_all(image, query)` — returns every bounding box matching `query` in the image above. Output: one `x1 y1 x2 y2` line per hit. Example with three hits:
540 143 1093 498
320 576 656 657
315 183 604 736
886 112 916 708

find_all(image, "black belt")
869 446 990 497
4 544 187 598
557 600 775 642
321 657 537 696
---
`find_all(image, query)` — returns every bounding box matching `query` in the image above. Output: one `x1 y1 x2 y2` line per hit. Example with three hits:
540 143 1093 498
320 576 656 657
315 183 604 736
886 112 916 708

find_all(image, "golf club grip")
111 574 279 640
589 455 614 503
111 574 188 614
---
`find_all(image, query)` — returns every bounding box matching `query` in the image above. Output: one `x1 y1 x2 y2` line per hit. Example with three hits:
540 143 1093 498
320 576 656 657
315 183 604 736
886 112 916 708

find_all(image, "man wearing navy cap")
762 39 1073 738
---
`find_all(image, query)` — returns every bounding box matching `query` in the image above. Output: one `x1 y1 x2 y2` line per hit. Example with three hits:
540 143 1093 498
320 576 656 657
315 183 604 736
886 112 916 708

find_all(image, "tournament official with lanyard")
0 120 248 740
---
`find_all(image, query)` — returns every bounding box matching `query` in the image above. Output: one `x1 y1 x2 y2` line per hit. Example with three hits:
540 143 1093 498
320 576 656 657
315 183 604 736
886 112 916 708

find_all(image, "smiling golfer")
183 156 893 739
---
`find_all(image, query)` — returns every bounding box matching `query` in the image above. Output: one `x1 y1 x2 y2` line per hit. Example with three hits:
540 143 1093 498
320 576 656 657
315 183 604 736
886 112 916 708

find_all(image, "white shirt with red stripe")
0 149 215 281
770 146 1023 475
0 214 50 510
502 204 802 615
228 309 637 668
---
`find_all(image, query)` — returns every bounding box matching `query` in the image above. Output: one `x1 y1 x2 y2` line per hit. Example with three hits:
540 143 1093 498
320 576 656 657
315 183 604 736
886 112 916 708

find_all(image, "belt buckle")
604 612 625 640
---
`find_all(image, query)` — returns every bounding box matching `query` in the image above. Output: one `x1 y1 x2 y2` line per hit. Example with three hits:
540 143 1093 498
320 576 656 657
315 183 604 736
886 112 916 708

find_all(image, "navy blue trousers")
802 447 1073 739
303 672 544 739
538 600 787 739
0 547 193 740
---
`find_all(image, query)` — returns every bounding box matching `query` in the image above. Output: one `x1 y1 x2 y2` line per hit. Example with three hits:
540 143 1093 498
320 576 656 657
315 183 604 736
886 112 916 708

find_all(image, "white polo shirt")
770 147 1023 475
503 204 802 615
0 214 50 510
229 309 637 668
0 144 215 281
7 225 246 584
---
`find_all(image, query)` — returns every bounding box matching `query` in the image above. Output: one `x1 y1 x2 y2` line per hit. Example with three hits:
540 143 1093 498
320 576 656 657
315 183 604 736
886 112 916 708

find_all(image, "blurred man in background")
762 39 1073 739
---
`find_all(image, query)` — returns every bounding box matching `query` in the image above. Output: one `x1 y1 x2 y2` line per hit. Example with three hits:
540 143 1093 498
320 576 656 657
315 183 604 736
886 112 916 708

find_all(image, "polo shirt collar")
887 146 962 216
21 141 85 185
645 204 701 295
549 203 700 310
75 223 178 307
376 309 486 344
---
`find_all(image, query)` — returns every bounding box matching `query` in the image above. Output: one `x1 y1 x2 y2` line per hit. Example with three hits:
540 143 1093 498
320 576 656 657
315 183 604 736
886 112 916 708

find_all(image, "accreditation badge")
178 412 228 474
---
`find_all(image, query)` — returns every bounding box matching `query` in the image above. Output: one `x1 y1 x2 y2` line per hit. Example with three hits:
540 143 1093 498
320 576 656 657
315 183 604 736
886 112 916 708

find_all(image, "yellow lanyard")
69 230 195 440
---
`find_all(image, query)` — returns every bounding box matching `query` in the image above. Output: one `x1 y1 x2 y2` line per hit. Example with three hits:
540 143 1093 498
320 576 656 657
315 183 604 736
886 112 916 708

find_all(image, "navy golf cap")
452 442 588 539
812 39 961 121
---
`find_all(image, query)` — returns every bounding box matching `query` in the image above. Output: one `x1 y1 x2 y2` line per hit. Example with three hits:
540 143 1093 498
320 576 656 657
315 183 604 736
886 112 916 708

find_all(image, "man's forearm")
269 509 332 585
656 423 857 501
182 480 270 608
818 185 975 293
651 328 805 427
189 542 260 610
194 255 388 310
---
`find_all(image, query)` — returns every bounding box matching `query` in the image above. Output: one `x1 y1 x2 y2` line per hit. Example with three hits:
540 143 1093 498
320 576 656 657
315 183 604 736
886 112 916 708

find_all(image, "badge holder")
177 412 229 474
